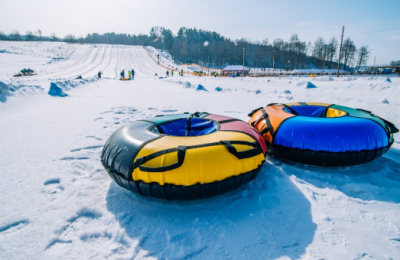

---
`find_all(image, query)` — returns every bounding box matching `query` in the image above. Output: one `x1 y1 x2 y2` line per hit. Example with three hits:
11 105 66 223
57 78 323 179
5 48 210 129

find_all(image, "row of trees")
149 27 371 72
0 29 58 42
0 27 371 71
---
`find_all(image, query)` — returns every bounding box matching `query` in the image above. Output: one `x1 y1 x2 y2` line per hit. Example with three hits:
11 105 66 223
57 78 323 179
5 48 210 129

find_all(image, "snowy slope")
1 42 400 260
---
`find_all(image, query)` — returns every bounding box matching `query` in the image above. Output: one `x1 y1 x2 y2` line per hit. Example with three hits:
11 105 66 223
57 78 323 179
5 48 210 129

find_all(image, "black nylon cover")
267 142 392 167
103 163 263 200
101 121 160 179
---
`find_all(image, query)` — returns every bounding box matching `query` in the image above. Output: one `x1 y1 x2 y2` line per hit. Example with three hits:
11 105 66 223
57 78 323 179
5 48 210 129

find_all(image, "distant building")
291 69 349 75
221 65 250 75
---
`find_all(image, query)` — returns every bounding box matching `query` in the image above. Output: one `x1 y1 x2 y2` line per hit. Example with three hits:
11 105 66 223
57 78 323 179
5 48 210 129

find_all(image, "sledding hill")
0 42 167 81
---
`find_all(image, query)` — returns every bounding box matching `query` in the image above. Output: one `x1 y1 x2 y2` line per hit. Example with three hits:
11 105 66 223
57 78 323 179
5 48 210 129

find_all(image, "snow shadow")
106 162 316 259
278 148 400 204
0 93 6 103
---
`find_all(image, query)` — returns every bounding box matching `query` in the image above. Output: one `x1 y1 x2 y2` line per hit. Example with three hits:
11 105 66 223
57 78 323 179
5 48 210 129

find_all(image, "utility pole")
273 56 275 71
337 26 345 78
374 56 376 67
208 56 209 76
243 48 245 77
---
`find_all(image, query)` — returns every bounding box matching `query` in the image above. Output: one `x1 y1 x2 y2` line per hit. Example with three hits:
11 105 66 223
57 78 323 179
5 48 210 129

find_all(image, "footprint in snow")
224 111 243 113
70 145 103 152
259 194 281 210
0 219 30 235
86 136 102 141
42 178 64 198
60 156 90 161
46 208 103 250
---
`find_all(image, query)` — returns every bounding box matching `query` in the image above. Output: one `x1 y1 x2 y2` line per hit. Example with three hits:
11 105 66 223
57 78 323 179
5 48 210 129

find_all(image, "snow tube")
101 112 266 200
120 78 131 81
248 102 398 167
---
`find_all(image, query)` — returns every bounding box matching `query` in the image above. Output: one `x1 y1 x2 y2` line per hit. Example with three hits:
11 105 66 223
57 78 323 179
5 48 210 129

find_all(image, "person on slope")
120 69 125 79
214 71 218 77
180 69 184 76
171 70 174 77
131 69 135 80
198 71 202 77
166 70 169 77
98 71 102 78
128 70 132 79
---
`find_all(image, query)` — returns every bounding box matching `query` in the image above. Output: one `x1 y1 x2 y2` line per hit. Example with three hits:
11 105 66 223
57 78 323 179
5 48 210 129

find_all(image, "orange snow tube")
248 104 296 143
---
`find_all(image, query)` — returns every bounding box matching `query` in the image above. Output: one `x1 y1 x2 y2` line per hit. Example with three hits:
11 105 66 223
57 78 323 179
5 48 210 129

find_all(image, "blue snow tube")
250 102 398 167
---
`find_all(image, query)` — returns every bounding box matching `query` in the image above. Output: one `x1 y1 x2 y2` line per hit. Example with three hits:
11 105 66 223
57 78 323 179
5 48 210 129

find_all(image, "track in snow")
7 44 167 81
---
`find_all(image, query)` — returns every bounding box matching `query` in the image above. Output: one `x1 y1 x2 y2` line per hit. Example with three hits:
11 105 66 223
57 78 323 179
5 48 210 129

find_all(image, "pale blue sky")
1 0 399 64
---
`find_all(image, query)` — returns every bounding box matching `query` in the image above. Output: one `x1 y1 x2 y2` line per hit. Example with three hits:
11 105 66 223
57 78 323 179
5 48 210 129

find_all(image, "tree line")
0 27 375 71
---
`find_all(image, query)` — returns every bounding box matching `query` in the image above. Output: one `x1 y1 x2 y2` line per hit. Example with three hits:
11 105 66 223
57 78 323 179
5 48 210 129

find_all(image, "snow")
222 65 250 71
292 69 348 74
196 84 208 91
312 76 334 81
1 41 400 260
48 82 68 97
305 82 317 88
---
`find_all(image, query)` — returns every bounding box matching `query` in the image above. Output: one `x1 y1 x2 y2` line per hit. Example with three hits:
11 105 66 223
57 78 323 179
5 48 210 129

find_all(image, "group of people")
197 71 219 77
166 69 184 77
120 69 135 80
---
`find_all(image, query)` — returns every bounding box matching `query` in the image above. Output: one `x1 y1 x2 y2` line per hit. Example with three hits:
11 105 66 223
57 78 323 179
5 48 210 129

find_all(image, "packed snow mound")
305 82 317 89
381 98 389 104
48 82 68 97
254 90 262 94
214 87 232 92
53 76 99 91
196 84 208 91
338 77 355 81
386 78 392 83
313 76 334 81
0 81 10 95
0 81 44 103
170 80 192 89
283 90 291 94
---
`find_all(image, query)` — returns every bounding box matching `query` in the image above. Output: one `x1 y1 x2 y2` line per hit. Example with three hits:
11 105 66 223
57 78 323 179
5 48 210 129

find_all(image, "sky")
1 0 399 65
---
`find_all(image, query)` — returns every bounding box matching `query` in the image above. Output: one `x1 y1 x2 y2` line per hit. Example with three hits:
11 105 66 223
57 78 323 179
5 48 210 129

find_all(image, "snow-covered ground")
1 41 400 260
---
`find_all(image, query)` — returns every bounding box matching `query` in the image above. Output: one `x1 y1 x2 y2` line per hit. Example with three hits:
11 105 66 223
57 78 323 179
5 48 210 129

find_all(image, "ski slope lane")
0 43 168 83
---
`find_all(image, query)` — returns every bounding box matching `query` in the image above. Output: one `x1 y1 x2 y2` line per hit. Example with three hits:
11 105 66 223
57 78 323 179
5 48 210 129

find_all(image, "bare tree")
26 31 34 41
341 37 357 71
34 29 42 41
327 37 338 68
390 60 400 66
0 31 6 40
355 45 370 71
50 32 57 41
9 30 21 41
64 34 76 43
313 37 325 68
